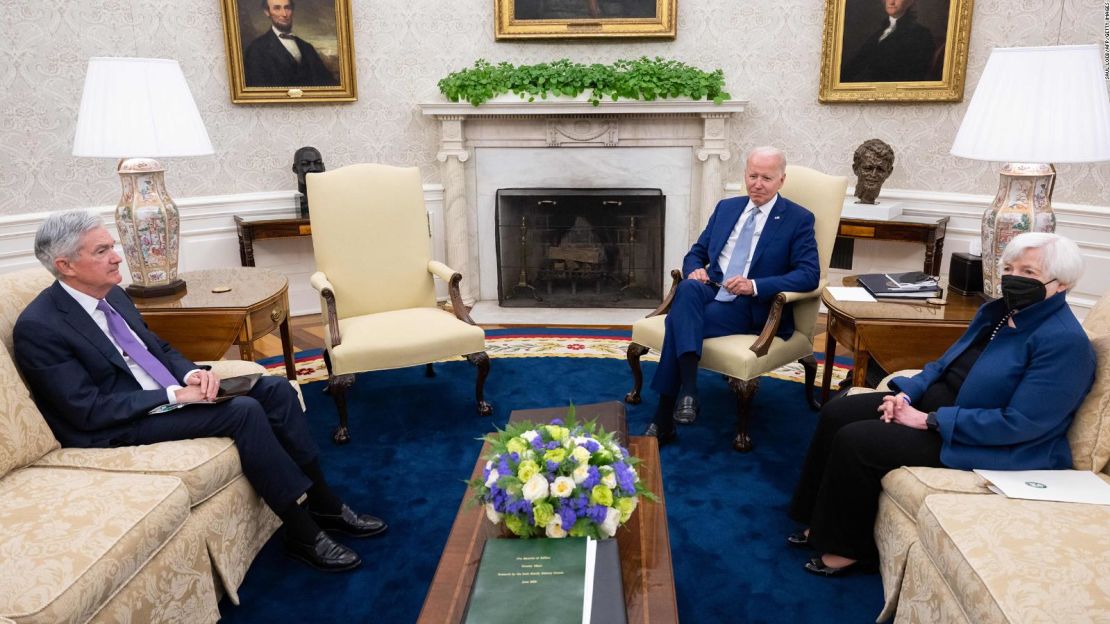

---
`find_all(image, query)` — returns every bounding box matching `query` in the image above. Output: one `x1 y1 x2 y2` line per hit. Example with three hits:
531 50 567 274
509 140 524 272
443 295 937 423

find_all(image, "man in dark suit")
841 0 939 83
244 0 339 87
644 147 820 443
13 210 383 572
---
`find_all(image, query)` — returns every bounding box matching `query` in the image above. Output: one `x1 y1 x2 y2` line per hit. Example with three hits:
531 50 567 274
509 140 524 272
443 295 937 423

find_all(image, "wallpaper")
0 0 1107 215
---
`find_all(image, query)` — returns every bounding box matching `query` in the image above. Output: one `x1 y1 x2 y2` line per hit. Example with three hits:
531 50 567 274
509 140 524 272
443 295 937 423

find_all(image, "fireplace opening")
495 188 665 308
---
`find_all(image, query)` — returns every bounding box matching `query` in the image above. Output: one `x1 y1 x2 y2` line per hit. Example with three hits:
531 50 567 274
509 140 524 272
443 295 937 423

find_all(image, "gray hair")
747 146 787 175
1000 232 1084 286
35 210 103 277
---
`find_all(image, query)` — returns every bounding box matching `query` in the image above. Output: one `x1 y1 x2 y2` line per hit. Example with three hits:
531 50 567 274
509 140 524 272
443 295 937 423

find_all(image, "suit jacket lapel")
49 282 131 374
749 195 787 270
709 199 745 264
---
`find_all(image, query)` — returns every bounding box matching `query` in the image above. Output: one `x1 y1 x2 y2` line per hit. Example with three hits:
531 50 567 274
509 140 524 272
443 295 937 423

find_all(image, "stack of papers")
974 469 1110 505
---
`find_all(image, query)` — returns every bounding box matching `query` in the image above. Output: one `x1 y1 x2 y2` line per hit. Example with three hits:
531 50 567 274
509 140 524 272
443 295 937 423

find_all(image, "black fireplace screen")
495 188 665 308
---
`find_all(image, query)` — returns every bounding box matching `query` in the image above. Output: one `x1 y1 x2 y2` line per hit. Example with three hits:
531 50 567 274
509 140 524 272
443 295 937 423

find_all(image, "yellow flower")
506 437 528 455
504 514 528 536
616 496 638 522
533 502 554 528
516 459 540 483
545 425 569 441
544 448 568 465
590 485 613 507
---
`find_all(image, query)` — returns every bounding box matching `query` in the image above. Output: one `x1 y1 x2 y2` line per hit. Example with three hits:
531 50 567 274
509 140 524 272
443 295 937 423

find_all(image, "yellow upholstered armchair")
307 164 491 444
624 165 848 451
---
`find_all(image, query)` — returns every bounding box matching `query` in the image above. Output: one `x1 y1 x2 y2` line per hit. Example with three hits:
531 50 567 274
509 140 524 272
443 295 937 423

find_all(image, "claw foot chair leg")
328 374 355 445
322 350 335 395
799 354 820 411
625 342 649 404
727 377 760 452
467 352 493 416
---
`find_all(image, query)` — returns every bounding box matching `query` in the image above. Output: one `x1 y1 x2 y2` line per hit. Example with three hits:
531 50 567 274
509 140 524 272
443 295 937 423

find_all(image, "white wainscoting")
2 185 1105 319
0 186 448 317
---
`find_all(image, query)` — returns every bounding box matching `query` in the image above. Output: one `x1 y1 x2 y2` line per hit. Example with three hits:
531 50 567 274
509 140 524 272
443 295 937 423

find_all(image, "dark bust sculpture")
292 146 325 216
852 139 895 204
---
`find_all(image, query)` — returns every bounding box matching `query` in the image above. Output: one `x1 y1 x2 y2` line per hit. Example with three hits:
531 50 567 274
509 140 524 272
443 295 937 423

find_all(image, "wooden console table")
837 215 949 275
816 276 981 402
234 215 311 267
133 267 297 380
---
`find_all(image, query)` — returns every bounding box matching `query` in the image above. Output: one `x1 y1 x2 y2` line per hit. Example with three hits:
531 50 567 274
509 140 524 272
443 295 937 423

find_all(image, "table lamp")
950 44 1110 298
73 57 214 297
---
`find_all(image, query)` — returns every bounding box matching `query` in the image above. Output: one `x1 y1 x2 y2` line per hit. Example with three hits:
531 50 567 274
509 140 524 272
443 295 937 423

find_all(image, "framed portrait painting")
494 0 676 39
220 0 356 104
819 0 974 103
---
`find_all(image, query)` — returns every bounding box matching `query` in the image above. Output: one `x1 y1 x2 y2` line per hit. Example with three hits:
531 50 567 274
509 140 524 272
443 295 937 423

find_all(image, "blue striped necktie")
715 207 760 302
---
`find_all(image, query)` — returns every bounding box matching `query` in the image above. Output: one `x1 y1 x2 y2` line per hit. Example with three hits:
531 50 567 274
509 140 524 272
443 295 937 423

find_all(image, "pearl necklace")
990 310 1016 341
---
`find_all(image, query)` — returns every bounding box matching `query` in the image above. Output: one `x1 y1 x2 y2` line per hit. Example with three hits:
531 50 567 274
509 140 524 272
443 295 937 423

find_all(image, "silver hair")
1000 232 1084 286
34 210 104 277
747 146 787 175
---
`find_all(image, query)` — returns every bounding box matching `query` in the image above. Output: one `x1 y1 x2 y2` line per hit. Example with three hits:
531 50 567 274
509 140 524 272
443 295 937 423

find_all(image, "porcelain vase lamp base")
980 162 1056 299
115 157 187 298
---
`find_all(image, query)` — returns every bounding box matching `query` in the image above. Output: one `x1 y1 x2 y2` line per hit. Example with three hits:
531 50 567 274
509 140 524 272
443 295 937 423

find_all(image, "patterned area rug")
259 327 850 388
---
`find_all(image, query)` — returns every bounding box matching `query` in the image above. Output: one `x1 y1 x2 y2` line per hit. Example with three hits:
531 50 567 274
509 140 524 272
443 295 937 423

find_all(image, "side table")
234 215 311 267
133 267 297 380
836 215 949 275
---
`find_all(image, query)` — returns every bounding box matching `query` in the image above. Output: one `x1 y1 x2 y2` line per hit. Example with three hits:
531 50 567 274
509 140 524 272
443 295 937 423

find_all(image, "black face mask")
1000 275 1056 311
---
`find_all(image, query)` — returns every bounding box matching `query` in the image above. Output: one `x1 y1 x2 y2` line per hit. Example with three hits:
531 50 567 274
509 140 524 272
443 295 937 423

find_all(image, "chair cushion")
34 437 242 507
328 307 486 374
881 466 991 522
630 314 813 380
916 492 1110 623
1068 334 1110 473
0 467 190 624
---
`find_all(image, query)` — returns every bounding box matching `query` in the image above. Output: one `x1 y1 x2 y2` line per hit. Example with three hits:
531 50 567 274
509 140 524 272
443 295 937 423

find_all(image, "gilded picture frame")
220 0 356 104
494 0 676 39
819 0 974 103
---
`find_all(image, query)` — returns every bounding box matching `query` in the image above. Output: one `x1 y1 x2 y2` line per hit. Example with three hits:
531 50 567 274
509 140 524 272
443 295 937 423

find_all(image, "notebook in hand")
147 373 264 415
857 272 941 299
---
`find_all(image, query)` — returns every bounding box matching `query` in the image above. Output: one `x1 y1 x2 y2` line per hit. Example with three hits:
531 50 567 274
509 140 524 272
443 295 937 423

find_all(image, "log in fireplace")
495 188 665 308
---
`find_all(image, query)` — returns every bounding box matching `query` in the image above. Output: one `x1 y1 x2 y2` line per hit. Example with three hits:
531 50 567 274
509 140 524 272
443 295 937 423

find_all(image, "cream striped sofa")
0 268 281 624
865 295 1110 623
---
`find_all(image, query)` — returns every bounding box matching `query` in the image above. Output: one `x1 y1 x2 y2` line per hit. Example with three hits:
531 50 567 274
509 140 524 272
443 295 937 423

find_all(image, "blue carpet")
219 357 882 623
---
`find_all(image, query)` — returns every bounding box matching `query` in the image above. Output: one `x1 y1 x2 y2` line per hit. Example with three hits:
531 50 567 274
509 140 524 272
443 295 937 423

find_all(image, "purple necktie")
96 299 179 388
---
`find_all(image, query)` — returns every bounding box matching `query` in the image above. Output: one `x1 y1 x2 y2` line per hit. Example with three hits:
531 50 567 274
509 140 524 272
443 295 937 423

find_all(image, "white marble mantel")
419 96 749 304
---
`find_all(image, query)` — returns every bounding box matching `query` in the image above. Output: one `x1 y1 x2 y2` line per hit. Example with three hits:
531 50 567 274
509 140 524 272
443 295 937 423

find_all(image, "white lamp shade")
951 45 1110 163
73 57 213 158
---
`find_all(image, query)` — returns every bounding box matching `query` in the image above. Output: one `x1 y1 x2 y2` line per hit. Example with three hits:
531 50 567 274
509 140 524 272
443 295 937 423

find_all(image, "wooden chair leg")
799 354 820 411
727 377 760 452
328 373 355 445
322 350 334 395
624 342 649 404
425 363 436 378
467 351 493 416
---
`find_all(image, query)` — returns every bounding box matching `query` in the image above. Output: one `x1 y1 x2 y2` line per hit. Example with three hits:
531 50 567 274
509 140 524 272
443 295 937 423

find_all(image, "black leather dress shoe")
310 504 388 538
803 556 877 578
284 531 362 572
672 394 698 424
786 529 811 549
643 423 677 446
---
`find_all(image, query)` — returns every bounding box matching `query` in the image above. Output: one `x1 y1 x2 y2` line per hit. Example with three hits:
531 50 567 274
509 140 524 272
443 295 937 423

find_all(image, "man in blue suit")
14 210 385 573
644 147 820 443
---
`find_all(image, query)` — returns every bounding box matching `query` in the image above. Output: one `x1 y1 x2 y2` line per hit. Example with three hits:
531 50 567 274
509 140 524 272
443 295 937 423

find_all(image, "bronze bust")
292 146 325 216
852 139 895 204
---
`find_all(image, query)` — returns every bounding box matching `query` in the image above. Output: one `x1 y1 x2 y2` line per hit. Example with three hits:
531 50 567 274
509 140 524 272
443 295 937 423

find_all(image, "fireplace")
495 188 665 308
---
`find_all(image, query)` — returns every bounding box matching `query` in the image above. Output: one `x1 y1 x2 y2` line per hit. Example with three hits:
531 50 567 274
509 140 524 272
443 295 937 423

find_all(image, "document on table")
826 287 877 303
973 469 1110 505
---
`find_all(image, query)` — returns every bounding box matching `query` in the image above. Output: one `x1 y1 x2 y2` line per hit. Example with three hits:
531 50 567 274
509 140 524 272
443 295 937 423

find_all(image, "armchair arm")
645 269 684 318
428 260 475 325
310 271 343 348
748 283 825 357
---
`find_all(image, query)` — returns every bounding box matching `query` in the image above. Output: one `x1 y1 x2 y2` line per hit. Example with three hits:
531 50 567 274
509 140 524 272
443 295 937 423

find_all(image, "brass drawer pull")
270 307 283 322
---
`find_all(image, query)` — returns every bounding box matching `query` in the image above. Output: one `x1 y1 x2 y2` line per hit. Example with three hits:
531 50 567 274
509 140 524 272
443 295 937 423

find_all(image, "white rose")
545 515 567 538
550 476 575 498
602 472 617 489
574 436 590 446
571 446 592 465
521 430 540 443
521 449 536 462
485 468 500 488
600 507 621 538
484 460 492 470
521 474 550 501
572 463 590 484
485 503 503 524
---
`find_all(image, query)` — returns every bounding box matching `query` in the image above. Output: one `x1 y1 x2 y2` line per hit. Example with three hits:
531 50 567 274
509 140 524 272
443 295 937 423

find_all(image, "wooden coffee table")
417 435 677 624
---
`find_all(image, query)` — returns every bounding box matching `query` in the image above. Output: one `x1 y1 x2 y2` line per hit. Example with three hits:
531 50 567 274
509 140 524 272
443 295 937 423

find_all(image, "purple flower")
549 418 564 425
546 441 560 450
530 436 545 451
584 440 601 453
558 505 577 529
498 456 511 476
614 462 636 494
546 460 559 473
582 466 601 490
585 504 608 524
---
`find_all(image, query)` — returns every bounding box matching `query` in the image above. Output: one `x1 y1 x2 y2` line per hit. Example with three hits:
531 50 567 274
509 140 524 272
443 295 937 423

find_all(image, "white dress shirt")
878 16 899 42
273 26 302 63
717 193 777 295
58 281 190 403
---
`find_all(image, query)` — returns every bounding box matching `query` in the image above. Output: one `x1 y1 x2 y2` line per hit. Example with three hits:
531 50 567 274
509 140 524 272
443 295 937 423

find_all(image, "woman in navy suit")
788 232 1095 576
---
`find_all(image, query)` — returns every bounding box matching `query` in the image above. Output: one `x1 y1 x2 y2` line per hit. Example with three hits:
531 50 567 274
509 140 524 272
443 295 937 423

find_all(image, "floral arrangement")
470 408 657 539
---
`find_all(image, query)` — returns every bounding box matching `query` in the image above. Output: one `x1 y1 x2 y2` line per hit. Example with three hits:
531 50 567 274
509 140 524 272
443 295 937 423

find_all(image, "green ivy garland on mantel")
437 57 731 107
